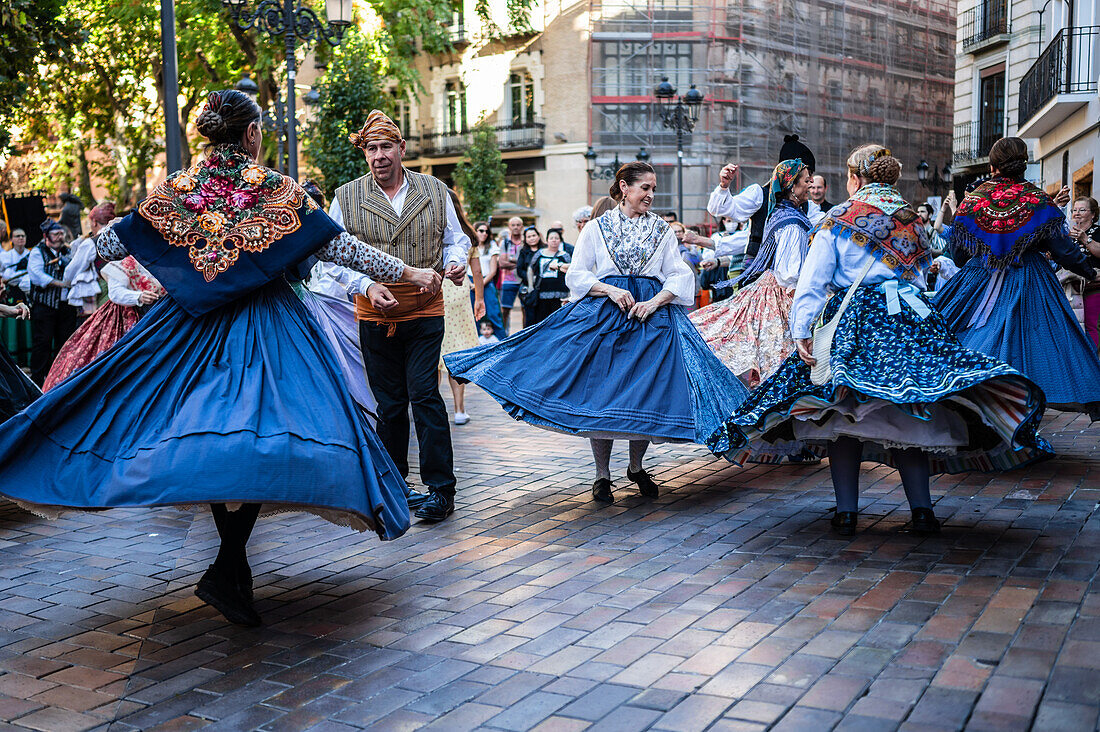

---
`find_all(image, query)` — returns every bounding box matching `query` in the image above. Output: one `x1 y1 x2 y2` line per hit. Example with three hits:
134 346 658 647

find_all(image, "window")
387 94 413 138
978 65 1005 157
598 40 694 96
444 80 466 134
507 72 536 127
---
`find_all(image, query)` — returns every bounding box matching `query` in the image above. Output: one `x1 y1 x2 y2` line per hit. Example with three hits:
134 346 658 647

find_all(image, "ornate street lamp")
654 77 703 220
585 147 651 181
221 0 353 179
917 159 953 197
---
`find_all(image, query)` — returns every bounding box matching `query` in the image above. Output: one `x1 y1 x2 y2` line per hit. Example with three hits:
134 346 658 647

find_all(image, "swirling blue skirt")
444 275 748 448
0 280 409 538
0 345 38 423
933 250 1100 419
709 285 1053 474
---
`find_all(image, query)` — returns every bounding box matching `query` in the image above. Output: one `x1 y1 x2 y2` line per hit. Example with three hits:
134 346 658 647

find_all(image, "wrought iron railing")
960 0 1009 50
1019 25 1099 127
403 135 421 157
953 120 1000 164
422 119 545 157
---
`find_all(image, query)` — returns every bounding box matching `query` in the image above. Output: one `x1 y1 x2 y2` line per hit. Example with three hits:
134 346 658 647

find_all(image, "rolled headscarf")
766 159 808 217
89 201 115 226
349 109 403 150
40 219 63 236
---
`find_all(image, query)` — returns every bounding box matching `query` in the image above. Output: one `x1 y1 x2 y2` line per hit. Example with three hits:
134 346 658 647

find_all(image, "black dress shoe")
195 565 261 627
911 507 941 535
592 478 614 503
406 489 429 510
830 511 857 536
626 469 659 498
415 491 455 522
787 448 822 465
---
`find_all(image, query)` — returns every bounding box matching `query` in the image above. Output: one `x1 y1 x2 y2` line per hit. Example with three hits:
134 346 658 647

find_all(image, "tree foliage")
302 27 386 196
453 122 506 222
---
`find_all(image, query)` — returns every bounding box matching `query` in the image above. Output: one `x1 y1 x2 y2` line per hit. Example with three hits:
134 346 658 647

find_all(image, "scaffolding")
587 0 957 225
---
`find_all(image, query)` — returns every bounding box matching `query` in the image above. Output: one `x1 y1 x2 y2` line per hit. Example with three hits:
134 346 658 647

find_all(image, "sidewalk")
0 388 1097 731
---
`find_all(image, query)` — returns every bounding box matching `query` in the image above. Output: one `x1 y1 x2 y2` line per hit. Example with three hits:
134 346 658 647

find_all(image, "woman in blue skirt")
0 90 441 626
446 162 748 503
709 145 1052 537
933 137 1100 419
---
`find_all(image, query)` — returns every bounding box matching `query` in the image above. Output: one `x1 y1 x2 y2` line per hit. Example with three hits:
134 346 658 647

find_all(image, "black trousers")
360 316 456 497
30 302 77 385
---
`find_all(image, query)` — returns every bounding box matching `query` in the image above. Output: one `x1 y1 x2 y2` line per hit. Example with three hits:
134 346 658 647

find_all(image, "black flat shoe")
406 489 429 510
626 469 659 498
196 565 261 627
415 491 455 522
787 448 821 465
592 478 614 503
830 511 857 537
910 507 941 535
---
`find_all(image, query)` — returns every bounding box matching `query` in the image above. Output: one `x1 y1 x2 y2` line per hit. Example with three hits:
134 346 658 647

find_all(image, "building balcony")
1018 25 1099 138
953 120 999 166
960 1 1009 53
404 135 421 158
421 119 545 157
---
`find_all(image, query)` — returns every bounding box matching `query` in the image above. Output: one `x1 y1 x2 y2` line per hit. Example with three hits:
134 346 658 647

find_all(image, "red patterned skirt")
688 271 794 389
44 303 140 391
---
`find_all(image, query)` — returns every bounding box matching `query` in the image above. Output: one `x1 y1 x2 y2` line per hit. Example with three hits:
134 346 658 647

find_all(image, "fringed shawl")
952 177 1068 270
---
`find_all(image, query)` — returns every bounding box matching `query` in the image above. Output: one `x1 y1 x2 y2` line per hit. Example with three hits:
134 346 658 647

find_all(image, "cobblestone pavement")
1 387 1098 732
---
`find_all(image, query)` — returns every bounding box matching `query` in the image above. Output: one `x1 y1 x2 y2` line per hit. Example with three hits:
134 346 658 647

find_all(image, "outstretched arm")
316 232 441 294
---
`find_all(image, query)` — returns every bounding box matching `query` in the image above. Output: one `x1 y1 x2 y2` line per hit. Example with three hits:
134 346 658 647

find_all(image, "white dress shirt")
707 183 763 222
791 225 928 340
327 174 471 294
0 247 30 291
27 246 65 292
565 212 696 306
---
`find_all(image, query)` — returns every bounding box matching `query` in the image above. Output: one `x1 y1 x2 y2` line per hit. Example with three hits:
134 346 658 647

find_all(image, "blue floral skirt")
708 284 1052 474
444 275 748 447
0 280 410 538
933 251 1100 419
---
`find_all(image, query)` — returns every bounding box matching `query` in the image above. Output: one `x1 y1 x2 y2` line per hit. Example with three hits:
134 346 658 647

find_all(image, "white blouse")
64 236 101 306
707 183 763 223
791 225 928 340
565 209 696 306
102 259 159 306
771 225 810 288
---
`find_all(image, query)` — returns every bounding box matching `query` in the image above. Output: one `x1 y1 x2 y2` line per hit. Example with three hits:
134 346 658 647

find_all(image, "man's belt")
355 281 444 336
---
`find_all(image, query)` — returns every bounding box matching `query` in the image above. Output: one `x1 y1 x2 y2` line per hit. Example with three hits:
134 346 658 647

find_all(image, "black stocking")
211 503 260 572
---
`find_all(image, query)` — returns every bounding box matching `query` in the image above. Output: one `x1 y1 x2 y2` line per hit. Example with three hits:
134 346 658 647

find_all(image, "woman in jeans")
473 221 506 336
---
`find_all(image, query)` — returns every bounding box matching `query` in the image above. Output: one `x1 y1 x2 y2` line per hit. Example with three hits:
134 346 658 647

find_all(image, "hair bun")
196 108 228 140
998 158 1028 178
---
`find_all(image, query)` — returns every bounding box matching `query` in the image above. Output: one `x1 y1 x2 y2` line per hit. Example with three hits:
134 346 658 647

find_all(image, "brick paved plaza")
0 387 1098 732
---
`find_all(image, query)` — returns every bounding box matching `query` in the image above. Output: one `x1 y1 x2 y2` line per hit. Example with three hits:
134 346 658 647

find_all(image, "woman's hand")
13 302 29 320
701 259 718 271
558 263 569 273
1053 185 1071 207
401 266 442 294
139 290 160 305
366 283 399 311
796 338 816 366
474 297 486 320
628 298 662 322
606 286 636 312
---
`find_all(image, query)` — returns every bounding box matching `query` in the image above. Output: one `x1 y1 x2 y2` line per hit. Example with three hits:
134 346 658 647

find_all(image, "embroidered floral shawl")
596 208 670 275
953 177 1068 269
816 183 929 281
137 146 317 282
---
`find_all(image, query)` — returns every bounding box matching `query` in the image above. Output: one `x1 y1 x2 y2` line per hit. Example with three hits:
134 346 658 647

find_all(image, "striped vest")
335 170 449 275
30 243 69 309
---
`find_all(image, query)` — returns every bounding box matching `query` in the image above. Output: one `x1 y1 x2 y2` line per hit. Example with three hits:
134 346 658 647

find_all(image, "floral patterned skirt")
688 271 794 388
708 284 1053 474
43 302 140 391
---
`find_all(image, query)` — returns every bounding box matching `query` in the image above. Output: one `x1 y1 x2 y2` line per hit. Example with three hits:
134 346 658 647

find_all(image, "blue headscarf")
766 159 808 218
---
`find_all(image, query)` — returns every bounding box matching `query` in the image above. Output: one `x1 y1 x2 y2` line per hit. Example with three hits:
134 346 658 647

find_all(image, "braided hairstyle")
846 144 901 185
195 90 262 147
988 137 1029 180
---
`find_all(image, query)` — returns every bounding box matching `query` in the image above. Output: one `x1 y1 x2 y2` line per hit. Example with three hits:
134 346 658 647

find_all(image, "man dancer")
330 110 470 522
27 219 76 385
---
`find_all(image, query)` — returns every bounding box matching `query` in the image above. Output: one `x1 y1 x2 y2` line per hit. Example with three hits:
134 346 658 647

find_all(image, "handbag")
810 258 874 386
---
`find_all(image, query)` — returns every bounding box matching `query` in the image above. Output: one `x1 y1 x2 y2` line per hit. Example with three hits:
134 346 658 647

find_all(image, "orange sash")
355 282 444 336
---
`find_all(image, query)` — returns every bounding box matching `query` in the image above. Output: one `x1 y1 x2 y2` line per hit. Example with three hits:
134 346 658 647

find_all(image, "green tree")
301 27 386 195
453 122 505 222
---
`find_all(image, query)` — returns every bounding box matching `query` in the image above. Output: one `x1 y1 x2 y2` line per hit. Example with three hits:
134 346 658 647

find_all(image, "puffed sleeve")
315 231 406 283
103 262 143 306
565 219 602 300
95 224 128 262
790 227 840 340
772 225 809 288
707 183 763 222
654 228 696 306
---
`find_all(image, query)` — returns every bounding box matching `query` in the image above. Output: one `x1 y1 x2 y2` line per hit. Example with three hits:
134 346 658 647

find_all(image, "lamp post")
917 159 953 198
654 77 703 220
221 0 352 180
584 146 650 181
160 0 182 173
